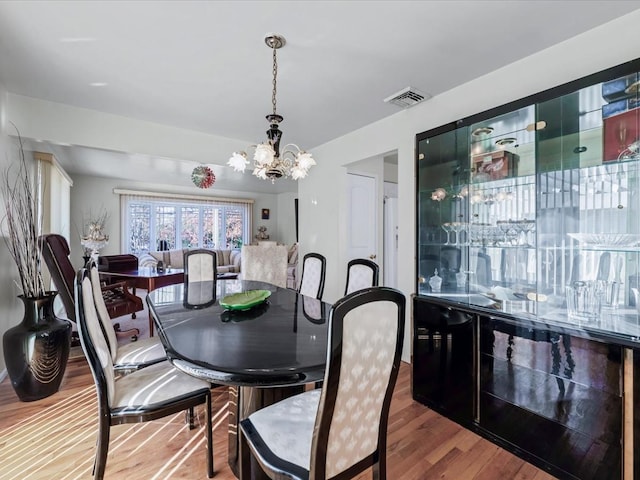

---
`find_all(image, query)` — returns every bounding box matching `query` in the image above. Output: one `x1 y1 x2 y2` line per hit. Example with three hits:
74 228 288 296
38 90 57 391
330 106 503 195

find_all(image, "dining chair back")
302 296 326 324
87 261 165 371
184 249 217 282
241 244 288 288
75 268 214 479
298 252 326 299
240 286 406 480
345 258 380 295
183 249 218 308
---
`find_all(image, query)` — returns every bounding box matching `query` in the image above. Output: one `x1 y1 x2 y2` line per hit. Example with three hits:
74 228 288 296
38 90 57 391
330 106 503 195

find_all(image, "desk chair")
76 269 214 480
345 258 380 295
298 252 326 299
183 249 218 309
88 262 166 371
39 234 142 340
240 286 405 480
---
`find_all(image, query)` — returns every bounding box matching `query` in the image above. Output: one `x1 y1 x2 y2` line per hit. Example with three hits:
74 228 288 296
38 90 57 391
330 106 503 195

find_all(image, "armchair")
39 234 143 339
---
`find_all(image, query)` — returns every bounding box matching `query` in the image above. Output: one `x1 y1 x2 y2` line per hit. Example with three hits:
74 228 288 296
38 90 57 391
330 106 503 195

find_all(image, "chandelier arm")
280 143 303 154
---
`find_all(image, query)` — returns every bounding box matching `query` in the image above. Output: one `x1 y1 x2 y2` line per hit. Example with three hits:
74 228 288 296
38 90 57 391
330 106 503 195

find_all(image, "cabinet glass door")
417 126 469 295
468 106 537 314
416 61 640 342
537 74 640 336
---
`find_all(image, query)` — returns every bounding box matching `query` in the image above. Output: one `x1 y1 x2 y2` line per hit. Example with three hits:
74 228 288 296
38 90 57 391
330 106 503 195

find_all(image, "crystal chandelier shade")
227 34 315 183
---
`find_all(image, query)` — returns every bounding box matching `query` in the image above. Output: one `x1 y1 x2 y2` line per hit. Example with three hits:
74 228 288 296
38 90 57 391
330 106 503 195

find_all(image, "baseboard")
0 369 7 384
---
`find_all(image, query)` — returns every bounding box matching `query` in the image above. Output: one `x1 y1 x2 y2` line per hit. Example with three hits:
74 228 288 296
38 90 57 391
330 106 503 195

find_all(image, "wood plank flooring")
0 356 557 479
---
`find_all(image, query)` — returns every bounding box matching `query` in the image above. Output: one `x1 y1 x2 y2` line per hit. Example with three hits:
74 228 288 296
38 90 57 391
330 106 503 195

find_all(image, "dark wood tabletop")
147 279 330 386
147 279 331 479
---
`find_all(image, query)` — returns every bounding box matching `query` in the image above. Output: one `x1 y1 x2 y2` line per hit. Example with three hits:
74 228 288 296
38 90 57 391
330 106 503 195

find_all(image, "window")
120 193 252 254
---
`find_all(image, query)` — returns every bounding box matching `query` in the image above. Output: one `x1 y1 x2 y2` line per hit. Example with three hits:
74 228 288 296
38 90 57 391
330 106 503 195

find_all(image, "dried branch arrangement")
82 208 109 242
1 130 46 298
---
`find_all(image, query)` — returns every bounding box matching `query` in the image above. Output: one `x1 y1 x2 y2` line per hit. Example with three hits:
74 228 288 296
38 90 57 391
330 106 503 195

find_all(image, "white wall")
7 94 250 166
68 174 290 270
276 192 298 246
0 84 28 375
299 10 640 362
383 161 398 183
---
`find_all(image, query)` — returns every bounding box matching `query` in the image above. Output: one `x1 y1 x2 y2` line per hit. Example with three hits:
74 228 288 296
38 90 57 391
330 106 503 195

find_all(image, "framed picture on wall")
261 208 270 220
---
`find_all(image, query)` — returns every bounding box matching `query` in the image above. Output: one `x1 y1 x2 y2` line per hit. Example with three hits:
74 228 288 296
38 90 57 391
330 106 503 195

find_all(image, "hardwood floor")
0 356 557 479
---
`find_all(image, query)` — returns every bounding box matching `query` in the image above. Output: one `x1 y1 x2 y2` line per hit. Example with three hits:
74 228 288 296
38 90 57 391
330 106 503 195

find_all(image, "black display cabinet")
414 58 640 480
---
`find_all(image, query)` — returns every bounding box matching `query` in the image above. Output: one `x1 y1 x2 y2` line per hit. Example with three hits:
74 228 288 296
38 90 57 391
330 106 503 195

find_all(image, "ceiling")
1 1 639 194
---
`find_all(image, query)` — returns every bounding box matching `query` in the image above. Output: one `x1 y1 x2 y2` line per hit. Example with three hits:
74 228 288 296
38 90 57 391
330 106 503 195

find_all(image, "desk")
100 267 185 335
100 267 185 292
147 279 330 478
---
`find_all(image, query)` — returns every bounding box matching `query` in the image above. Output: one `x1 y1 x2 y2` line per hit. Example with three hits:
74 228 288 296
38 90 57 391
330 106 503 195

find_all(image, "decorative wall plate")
191 165 216 188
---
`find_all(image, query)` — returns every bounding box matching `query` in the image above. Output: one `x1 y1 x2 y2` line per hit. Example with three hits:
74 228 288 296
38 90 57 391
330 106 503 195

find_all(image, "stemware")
450 222 465 246
442 223 453 245
520 220 536 247
497 220 513 246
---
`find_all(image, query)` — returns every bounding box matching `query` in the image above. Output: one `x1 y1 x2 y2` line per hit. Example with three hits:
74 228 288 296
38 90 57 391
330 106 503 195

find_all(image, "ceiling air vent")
384 87 431 108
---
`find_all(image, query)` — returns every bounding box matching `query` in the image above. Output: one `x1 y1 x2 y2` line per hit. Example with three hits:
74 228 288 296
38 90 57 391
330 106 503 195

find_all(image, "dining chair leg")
239 427 252 480
372 462 381 480
94 416 111 480
372 457 386 480
187 406 195 429
206 392 214 478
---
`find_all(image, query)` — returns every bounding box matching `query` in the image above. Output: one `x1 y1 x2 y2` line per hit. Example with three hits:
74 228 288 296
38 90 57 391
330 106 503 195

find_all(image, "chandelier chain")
272 44 278 116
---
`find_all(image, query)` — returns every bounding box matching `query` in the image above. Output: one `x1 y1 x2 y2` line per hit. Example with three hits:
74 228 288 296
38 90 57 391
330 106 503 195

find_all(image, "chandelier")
227 34 315 183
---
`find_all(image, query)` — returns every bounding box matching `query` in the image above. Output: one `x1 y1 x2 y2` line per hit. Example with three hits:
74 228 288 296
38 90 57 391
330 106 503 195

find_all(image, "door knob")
369 254 377 260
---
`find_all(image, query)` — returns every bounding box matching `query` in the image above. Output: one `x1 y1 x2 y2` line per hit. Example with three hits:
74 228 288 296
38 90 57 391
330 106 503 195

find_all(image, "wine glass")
497 221 512 246
520 220 535 247
442 223 453 245
451 222 465 246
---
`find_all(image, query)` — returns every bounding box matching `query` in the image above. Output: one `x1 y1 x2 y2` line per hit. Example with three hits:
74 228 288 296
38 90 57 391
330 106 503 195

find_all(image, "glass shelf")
416 64 640 343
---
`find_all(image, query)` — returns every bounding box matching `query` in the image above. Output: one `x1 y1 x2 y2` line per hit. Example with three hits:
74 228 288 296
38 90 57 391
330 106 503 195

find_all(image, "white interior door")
347 173 377 263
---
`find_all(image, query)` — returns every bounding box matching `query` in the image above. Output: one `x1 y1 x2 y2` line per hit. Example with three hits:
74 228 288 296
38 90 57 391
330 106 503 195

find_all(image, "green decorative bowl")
220 290 271 311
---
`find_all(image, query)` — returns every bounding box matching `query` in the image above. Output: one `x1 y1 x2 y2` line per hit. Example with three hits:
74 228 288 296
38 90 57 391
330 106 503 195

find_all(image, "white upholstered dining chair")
88 262 166 371
241 244 288 288
76 268 214 479
344 258 380 295
298 252 327 299
183 249 217 308
239 286 406 480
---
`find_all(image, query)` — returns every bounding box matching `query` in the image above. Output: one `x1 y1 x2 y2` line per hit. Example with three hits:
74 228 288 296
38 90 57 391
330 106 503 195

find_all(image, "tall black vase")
3 292 72 402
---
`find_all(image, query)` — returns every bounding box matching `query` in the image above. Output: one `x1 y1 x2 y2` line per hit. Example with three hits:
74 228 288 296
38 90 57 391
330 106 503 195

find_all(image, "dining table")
147 278 331 479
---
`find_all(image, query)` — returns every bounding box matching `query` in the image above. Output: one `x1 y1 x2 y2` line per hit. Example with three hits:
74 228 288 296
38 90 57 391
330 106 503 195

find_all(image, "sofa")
138 248 241 274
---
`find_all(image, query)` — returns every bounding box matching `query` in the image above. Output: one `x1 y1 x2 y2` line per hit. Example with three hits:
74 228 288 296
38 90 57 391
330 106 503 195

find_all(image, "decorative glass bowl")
567 233 640 248
220 290 271 311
